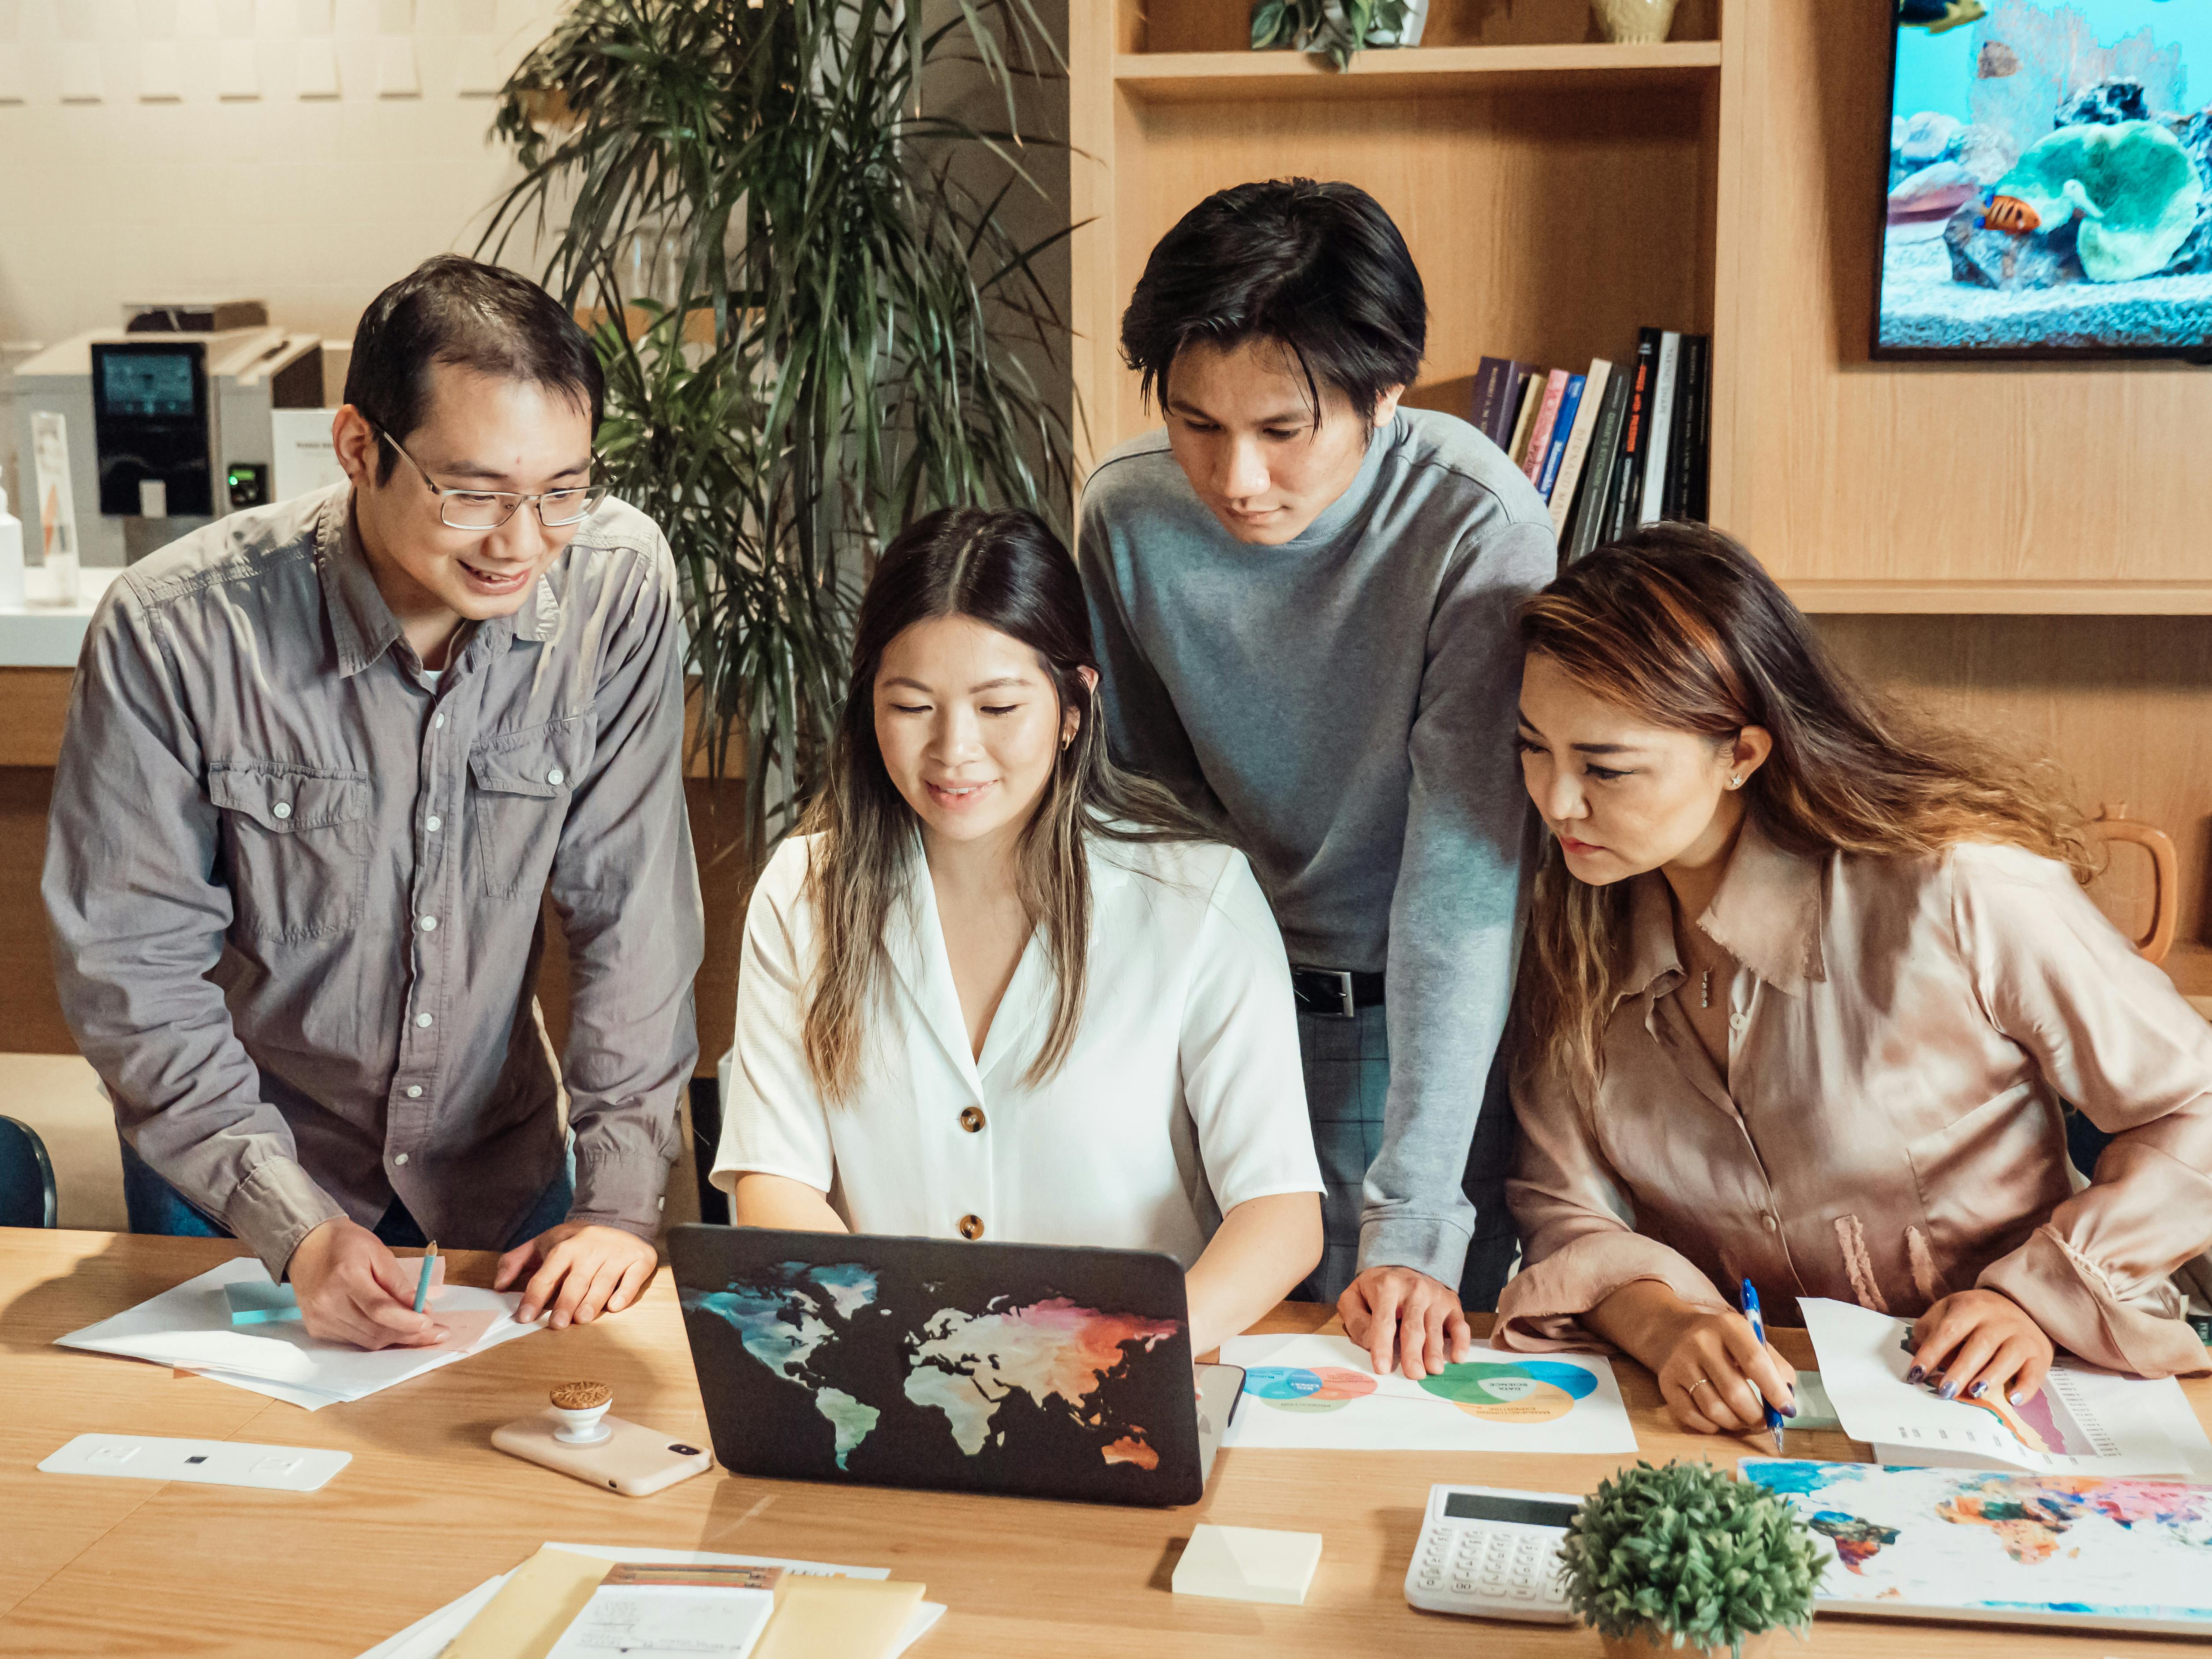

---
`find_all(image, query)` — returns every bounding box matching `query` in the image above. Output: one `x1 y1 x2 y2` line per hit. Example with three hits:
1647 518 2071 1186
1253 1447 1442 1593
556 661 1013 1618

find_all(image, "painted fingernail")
1938 1379 1960 1401
2010 1390 2028 1405
1905 1365 1925 1384
1781 1401 1799 1418
1967 1382 1987 1400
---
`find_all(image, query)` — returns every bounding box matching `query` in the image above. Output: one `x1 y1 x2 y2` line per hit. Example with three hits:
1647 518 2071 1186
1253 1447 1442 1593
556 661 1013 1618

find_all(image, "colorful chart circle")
1245 1365 1380 1414
1418 1361 1598 1423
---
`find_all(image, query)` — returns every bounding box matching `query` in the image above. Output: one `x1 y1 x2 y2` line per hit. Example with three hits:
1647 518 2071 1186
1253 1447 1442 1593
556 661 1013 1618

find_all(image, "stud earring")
1729 775 1742 788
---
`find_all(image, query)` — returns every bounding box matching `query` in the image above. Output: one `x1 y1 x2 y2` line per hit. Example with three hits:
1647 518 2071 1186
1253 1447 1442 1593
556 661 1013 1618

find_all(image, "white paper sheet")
354 1545 944 1659
1801 1296 2212 1478
56 1259 539 1409
545 1583 776 1658
1218 1333 1638 1454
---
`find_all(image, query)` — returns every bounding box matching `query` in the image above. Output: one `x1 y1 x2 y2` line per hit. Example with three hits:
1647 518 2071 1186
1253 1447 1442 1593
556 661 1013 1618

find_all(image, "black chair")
0 1115 58 1229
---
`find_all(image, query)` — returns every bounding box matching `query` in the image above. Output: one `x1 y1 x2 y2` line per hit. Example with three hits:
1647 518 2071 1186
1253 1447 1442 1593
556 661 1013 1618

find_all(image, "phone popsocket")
492 1381 715 1498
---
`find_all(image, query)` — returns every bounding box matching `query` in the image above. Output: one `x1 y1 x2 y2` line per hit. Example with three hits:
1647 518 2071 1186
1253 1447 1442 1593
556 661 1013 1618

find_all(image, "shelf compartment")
1114 41 1724 102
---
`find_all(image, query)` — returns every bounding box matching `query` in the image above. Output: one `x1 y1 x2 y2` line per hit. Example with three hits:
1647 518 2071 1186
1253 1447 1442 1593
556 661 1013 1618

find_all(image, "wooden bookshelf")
1115 41 1724 101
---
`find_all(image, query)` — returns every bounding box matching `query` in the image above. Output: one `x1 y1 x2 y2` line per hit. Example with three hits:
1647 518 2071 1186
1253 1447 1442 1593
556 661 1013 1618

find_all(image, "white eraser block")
1172 1523 1322 1607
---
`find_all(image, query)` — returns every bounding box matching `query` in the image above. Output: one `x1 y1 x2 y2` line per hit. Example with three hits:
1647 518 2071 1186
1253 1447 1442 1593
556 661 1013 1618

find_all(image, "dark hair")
799 506 1215 1101
1514 520 2092 1093
1119 178 1425 424
343 255 603 483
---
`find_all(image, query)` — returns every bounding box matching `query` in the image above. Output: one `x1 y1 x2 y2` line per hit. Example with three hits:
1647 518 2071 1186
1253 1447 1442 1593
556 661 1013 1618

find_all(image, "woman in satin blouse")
1494 522 2212 1439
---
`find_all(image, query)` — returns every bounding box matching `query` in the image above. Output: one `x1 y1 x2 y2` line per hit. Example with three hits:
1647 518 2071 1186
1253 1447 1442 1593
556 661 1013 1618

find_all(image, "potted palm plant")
1561 1461 1826 1659
482 0 1076 858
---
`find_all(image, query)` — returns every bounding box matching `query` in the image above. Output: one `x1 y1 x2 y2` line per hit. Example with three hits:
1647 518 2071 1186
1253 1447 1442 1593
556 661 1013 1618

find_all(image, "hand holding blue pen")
1737 1280 1789 1453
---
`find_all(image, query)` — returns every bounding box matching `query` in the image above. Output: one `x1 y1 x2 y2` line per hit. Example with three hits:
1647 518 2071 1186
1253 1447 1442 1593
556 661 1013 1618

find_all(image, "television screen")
1876 0 2212 359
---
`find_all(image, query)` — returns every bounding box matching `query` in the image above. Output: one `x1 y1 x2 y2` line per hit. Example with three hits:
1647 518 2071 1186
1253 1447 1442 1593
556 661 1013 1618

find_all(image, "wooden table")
4 1230 2209 1657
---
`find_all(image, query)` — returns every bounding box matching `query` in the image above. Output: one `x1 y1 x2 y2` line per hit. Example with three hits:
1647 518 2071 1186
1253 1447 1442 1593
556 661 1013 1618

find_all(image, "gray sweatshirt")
1077 408 1557 1285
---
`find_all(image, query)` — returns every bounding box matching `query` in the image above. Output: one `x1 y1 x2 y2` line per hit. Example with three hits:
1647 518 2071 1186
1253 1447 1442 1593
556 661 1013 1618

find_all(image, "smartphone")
491 1408 715 1498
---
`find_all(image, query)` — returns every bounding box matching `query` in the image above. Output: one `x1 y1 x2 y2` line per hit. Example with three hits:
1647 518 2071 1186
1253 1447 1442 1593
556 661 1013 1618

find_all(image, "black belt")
1291 966 1385 1019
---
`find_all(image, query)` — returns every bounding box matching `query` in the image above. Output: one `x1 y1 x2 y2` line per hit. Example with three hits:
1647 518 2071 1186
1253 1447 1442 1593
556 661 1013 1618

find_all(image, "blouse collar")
1619 814 1827 1006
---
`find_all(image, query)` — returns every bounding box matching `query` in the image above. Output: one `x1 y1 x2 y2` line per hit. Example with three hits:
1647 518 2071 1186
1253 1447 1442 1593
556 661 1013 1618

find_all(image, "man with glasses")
44 256 703 1349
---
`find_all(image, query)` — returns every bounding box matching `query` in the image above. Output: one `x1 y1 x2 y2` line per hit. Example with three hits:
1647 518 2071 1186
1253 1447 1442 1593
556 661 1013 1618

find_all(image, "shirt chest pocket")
467 718 587 900
206 764 373 944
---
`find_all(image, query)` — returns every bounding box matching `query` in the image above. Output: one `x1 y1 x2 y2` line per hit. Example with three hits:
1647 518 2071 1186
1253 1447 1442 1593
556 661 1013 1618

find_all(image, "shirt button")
405 1085 423 1099
434 713 445 729
271 801 292 820
419 915 438 932
958 1214 984 1241
546 768 564 786
1730 1013 1749 1032
959 1106 985 1134
415 1012 434 1029
1763 1213 1779 1232
393 1153 409 1167
425 815 442 832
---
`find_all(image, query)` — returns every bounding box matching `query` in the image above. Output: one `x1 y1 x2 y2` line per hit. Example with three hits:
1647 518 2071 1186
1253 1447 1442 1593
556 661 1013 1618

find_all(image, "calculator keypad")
1407 1523 1571 1621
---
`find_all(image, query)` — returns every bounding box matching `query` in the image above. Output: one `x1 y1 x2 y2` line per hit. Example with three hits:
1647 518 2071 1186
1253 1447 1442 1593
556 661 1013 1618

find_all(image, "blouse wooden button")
958 1107 985 1134
958 1214 984 1240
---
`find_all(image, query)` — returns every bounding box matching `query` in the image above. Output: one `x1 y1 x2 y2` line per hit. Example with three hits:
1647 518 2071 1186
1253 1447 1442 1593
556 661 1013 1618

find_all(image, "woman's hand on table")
496 1221 659 1327
1905 1288 2055 1406
286 1218 446 1350
1339 1266 1474 1380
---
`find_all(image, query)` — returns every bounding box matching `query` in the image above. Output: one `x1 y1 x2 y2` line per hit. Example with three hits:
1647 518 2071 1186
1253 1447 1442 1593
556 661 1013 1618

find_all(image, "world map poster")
1217 1334 1637 1453
1744 1458 2212 1636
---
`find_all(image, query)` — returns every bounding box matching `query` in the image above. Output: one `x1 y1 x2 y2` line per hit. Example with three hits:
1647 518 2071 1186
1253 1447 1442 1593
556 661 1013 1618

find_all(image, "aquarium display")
1878 0 2212 358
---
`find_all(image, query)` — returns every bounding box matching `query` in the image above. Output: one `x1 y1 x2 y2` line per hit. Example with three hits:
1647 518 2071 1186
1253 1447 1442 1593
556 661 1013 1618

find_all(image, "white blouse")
712 831 1324 1266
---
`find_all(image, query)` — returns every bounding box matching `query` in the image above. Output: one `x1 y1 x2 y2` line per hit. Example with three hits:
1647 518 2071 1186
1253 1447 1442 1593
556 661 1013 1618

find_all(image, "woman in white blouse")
712 507 1324 1355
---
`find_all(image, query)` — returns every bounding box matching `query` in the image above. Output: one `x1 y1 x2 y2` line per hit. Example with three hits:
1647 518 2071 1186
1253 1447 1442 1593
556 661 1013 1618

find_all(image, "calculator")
1404 1483 1579 1622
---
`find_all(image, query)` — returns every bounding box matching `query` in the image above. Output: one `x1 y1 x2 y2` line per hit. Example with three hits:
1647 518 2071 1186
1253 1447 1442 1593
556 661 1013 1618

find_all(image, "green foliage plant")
1561 1460 1826 1658
482 0 1076 857
1250 0 1415 71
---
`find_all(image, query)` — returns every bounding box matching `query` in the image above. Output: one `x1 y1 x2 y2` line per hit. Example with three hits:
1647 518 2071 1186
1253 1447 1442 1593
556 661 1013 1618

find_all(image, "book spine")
1505 373 1544 472
1471 357 1512 448
1689 335 1712 523
1537 373 1587 504
1550 360 1611 541
1670 335 1706 523
1639 330 1681 526
1566 369 1629 559
1608 329 1661 543
1522 369 1569 486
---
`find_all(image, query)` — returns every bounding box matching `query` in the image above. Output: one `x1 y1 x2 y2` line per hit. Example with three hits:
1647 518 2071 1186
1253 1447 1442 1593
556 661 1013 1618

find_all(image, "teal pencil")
413 1242 438 1314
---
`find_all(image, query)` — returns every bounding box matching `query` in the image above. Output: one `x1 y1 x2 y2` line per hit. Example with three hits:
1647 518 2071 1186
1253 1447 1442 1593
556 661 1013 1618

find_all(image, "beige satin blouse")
1493 820 2212 1378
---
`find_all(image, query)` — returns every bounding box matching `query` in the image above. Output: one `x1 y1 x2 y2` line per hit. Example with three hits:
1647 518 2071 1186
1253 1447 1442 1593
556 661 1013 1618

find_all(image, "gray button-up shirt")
43 483 704 1277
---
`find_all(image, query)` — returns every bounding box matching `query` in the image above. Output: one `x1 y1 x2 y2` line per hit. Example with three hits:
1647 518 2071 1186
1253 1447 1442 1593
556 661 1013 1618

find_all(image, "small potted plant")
1561 1461 1826 1659
1251 0 1428 70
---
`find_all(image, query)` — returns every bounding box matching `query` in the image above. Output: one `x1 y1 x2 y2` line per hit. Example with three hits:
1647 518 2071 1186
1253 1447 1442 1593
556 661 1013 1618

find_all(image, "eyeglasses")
377 428 609 530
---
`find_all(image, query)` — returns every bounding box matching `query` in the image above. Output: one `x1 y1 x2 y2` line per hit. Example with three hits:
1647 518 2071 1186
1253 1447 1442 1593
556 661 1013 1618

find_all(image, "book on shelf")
1551 358 1615 546
1665 334 1708 524
1535 371 1588 504
1688 333 1712 522
1604 328 1662 544
1521 369 1570 487
1471 356 1537 450
1505 373 1544 473
1639 330 1681 528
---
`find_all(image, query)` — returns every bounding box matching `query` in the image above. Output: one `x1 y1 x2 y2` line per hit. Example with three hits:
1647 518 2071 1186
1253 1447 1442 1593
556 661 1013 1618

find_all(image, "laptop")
670 1224 1245 1507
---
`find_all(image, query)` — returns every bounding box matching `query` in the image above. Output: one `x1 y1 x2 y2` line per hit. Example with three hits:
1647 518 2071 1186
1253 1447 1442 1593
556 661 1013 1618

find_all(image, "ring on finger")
1689 1377 1715 1397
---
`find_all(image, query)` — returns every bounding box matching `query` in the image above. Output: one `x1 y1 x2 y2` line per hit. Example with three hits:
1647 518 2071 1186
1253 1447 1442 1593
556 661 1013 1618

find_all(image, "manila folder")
438 1546 614 1659
752 1576 925 1659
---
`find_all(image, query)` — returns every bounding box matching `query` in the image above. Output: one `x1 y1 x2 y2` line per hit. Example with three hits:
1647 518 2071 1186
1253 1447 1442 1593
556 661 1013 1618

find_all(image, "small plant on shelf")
1561 1460 1826 1659
1250 0 1424 70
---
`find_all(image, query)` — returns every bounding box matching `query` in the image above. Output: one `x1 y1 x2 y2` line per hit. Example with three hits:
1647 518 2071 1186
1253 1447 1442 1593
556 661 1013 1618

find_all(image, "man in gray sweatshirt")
1078 180 1557 1378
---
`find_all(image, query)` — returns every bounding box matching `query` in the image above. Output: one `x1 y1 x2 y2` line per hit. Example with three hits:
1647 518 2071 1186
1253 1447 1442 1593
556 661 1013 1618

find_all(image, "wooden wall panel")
1095 81 1716 450
1815 614 2212 983
0 767 73 1055
1715 0 2212 590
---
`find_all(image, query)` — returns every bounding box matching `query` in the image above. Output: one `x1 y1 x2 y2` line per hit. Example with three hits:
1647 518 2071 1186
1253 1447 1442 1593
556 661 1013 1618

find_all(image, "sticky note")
225 1281 303 1324
1172 1524 1322 1607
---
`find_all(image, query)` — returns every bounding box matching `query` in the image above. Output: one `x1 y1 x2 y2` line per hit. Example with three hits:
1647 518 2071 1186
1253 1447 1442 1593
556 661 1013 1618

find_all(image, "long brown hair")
1517 522 2092 1094
800 506 1215 1102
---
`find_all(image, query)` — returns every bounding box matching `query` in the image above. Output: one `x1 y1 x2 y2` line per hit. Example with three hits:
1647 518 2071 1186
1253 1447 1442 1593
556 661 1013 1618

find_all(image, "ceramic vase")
1589 0 1680 45
1598 1627 1780 1659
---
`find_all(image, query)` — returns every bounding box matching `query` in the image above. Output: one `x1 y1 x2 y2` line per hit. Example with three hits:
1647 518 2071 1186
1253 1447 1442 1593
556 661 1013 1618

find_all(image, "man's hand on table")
496 1221 659 1328
287 1218 447 1350
1339 1265 1474 1380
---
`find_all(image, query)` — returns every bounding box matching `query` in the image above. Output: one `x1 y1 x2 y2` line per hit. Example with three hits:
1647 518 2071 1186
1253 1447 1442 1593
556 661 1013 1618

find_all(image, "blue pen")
1738 1280 1788 1453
